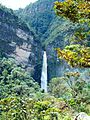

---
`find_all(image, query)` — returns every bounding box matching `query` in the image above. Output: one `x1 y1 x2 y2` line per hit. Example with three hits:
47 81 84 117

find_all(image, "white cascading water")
41 51 47 92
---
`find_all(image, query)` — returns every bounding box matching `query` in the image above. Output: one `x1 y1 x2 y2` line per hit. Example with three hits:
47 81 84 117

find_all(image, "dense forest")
0 0 90 120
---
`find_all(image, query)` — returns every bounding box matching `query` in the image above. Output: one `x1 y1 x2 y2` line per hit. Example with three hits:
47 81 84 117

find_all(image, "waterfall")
41 51 47 92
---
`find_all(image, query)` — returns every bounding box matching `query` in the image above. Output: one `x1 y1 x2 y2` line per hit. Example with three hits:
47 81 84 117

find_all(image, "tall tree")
54 0 90 67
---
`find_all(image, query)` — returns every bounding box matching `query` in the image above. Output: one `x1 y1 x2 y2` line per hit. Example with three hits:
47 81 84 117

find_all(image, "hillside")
15 0 55 38
0 0 90 119
0 4 42 83
0 0 88 81
15 0 80 79
15 0 78 45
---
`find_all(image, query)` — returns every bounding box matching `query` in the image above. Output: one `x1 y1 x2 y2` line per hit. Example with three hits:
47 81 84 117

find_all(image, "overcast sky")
0 0 37 10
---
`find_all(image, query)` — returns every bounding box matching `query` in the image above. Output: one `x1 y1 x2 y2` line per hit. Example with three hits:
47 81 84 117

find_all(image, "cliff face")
0 0 80 82
0 5 42 83
16 0 78 80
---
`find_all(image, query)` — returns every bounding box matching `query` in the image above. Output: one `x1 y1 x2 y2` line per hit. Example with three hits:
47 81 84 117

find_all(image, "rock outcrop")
0 4 42 83
74 112 90 120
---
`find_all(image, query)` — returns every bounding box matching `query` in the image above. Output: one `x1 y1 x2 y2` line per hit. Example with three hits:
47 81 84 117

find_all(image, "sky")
0 0 37 10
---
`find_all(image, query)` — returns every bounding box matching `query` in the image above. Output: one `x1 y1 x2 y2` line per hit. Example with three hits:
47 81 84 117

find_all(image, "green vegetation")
0 0 90 119
0 58 40 99
54 0 90 67
15 0 55 39
0 57 72 120
49 71 90 112
0 57 90 119
0 95 74 120
0 4 30 31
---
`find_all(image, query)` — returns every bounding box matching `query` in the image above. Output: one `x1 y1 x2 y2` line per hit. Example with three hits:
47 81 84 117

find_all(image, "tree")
54 0 90 67
0 58 40 99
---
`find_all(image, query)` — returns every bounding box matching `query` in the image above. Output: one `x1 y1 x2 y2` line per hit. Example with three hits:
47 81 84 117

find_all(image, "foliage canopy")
54 0 90 67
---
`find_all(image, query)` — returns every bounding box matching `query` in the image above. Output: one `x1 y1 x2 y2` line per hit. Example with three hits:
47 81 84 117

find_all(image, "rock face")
16 0 79 80
0 1 83 83
0 5 42 83
74 112 90 120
